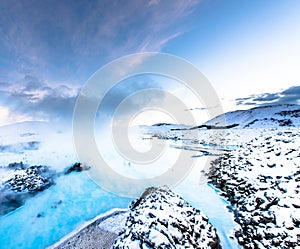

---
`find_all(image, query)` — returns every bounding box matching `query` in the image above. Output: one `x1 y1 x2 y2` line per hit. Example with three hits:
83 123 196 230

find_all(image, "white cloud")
0 76 79 125
0 105 33 126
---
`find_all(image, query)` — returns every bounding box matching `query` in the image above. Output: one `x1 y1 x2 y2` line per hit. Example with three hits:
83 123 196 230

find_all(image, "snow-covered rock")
0 163 56 215
3 164 55 193
113 186 221 249
0 162 89 216
139 104 300 248
208 127 300 248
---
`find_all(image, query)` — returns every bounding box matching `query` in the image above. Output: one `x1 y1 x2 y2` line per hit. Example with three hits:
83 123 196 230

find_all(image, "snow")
207 127 300 247
139 104 300 248
113 186 221 248
205 104 300 128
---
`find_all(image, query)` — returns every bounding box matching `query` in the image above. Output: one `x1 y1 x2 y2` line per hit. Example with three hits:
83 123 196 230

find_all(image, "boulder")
113 186 221 249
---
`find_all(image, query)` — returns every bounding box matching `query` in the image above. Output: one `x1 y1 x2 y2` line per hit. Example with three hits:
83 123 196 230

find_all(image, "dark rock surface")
4 165 55 193
0 163 56 216
64 162 90 175
0 162 90 216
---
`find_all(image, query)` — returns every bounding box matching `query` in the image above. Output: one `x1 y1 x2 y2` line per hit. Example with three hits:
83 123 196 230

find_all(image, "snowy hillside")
140 104 300 148
204 104 300 128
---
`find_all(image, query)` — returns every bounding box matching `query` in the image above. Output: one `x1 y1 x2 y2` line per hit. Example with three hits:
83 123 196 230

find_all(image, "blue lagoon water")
0 173 132 249
0 129 240 249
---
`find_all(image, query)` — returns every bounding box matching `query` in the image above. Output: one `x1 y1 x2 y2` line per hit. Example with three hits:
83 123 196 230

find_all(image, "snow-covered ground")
205 104 300 129
209 127 300 248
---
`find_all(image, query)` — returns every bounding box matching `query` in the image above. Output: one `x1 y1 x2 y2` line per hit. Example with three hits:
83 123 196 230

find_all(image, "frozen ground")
0 121 77 171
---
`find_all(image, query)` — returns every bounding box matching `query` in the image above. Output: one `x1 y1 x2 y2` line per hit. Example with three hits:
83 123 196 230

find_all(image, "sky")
0 0 300 126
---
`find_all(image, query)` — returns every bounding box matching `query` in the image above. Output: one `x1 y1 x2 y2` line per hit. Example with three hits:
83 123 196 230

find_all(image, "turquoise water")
175 182 240 248
0 173 132 249
0 170 240 249
0 133 240 249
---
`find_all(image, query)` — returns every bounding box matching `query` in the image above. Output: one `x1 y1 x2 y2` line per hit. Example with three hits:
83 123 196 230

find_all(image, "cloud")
0 74 167 125
0 0 202 83
236 85 300 107
70 0 201 66
95 75 165 124
0 1 202 125
0 76 79 123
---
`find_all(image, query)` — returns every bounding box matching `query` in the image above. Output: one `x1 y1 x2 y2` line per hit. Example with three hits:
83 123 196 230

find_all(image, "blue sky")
0 0 300 125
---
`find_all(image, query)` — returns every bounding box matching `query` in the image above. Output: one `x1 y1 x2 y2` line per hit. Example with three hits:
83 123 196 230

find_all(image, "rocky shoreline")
49 209 128 249
208 127 300 248
50 186 221 249
0 163 56 215
0 162 89 216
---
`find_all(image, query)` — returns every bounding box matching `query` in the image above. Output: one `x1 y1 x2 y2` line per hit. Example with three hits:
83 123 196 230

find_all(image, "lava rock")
0 164 56 216
64 163 90 174
113 186 221 249
4 165 55 193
